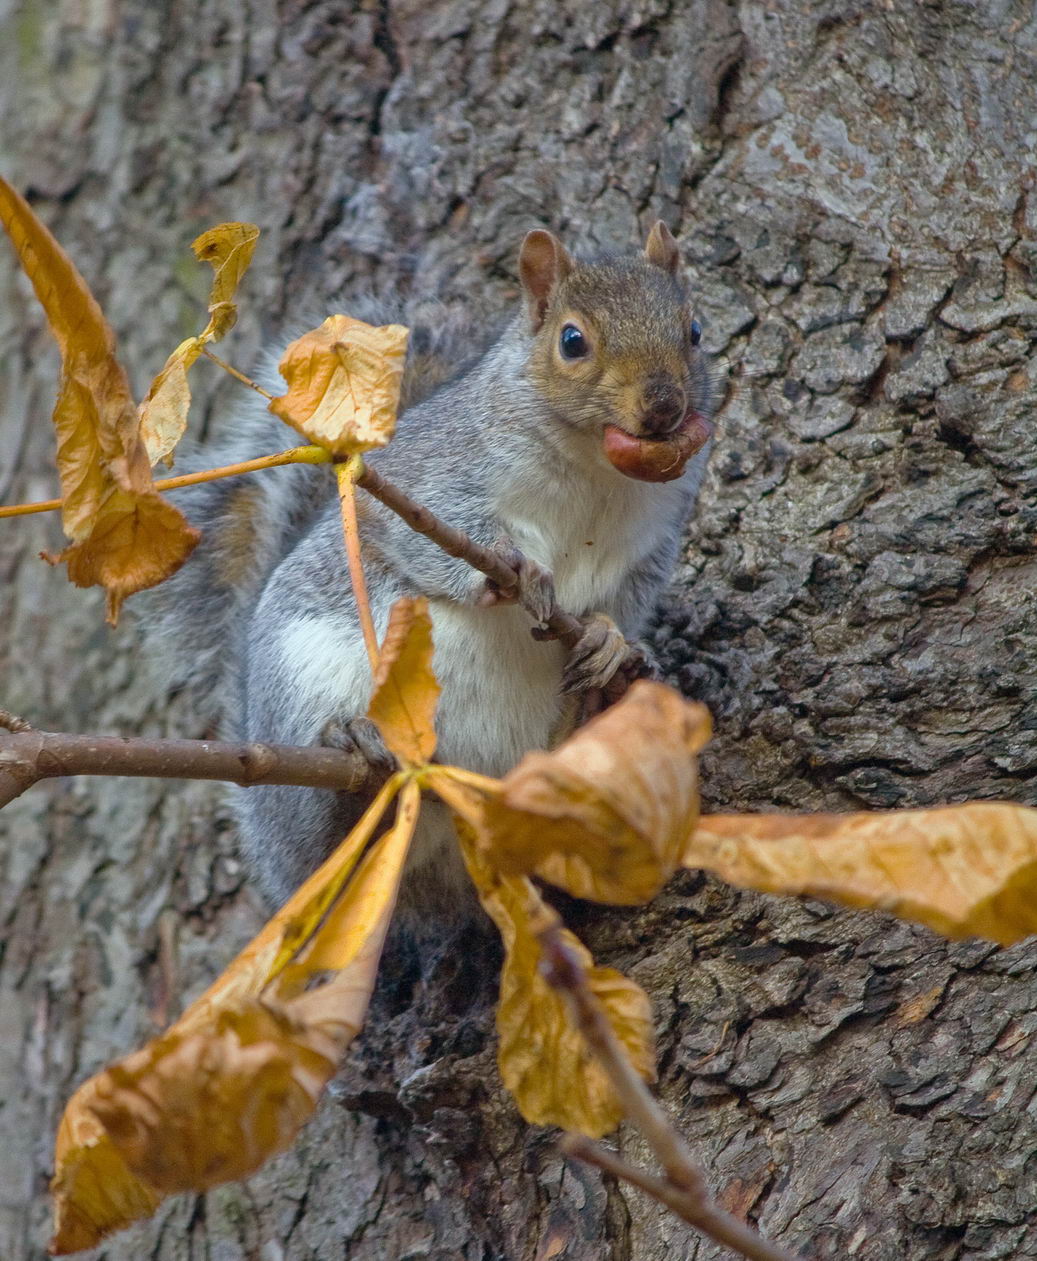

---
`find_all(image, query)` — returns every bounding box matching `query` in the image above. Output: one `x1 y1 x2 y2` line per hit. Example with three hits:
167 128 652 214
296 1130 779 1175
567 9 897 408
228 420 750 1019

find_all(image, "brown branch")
540 926 801 1261
356 461 582 652
0 729 376 810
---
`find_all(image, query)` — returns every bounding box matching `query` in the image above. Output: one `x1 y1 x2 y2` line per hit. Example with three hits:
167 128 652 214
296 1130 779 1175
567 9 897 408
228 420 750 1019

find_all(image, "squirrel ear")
645 221 680 274
519 229 573 331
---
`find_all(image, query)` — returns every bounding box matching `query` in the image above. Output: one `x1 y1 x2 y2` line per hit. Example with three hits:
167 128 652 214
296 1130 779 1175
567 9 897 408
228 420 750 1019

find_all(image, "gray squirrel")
150 223 715 912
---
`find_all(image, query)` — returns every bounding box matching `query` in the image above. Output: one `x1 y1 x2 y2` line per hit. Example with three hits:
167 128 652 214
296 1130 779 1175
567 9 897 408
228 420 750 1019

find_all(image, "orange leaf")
50 776 419 1252
0 178 200 618
0 177 148 537
438 788 656 1136
47 486 201 624
367 596 439 766
49 1107 161 1256
192 221 260 344
687 803 1037 946
269 314 408 456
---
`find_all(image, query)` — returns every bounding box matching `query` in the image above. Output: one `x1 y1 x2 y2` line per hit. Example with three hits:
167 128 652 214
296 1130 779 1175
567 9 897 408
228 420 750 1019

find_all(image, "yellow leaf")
137 337 203 467
269 314 408 456
47 486 200 624
50 1107 160 1256
445 802 655 1136
687 803 1037 946
192 221 260 343
182 773 401 1027
437 683 709 904
50 776 419 1251
367 596 439 766
0 177 149 538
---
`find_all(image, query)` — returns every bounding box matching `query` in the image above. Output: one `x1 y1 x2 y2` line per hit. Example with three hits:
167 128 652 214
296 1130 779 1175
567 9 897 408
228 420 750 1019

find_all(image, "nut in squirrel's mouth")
602 409 714 483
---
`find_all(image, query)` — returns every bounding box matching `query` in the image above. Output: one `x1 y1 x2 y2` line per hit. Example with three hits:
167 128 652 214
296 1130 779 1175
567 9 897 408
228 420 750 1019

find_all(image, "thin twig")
0 728 378 810
201 347 275 399
560 1137 797 1261
355 460 590 651
540 925 800 1261
337 457 379 674
0 446 331 519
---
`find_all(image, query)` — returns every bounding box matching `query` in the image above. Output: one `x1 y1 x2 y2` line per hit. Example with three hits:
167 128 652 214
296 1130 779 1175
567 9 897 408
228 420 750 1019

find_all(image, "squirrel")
149 223 715 914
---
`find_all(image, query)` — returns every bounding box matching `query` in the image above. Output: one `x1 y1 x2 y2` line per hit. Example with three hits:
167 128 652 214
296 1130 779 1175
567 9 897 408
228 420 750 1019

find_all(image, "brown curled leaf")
430 774 656 1136
138 222 259 466
137 337 203 467
192 221 260 344
0 176 148 538
50 777 419 1253
46 486 201 625
435 683 709 904
686 803 1037 946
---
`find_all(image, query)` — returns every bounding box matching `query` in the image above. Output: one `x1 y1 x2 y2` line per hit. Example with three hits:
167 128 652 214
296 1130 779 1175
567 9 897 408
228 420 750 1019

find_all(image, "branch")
540 926 801 1261
0 729 376 810
356 461 581 652
1 441 649 694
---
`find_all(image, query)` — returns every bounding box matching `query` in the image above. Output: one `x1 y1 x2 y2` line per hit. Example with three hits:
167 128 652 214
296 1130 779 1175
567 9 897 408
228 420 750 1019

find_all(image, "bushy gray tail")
141 295 484 734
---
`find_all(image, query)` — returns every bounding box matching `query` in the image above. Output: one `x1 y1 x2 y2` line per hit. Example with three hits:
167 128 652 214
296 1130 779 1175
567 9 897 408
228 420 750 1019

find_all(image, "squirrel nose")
640 374 686 436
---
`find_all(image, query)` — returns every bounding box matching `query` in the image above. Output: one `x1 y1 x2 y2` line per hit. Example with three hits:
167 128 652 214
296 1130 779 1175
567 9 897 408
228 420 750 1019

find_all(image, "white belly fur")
404 599 566 901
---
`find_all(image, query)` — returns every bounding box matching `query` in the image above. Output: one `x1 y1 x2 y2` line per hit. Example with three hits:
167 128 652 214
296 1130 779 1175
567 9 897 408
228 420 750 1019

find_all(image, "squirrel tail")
141 295 482 733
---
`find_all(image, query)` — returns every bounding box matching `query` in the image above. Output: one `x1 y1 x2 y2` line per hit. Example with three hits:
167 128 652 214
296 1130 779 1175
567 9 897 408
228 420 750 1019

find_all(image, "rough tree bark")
2 2 1036 1258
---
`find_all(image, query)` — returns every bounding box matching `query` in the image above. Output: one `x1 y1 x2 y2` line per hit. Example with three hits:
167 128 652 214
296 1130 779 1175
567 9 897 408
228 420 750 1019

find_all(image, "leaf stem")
337 457 380 676
201 347 275 399
0 446 331 519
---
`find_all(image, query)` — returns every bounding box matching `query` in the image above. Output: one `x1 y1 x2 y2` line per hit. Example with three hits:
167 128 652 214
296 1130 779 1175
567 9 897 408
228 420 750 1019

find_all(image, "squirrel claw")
479 541 556 625
561 613 651 696
321 716 398 790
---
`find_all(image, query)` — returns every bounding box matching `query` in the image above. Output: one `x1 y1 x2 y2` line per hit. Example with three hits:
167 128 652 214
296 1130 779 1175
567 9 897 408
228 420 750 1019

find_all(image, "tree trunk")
2 2 1036 1258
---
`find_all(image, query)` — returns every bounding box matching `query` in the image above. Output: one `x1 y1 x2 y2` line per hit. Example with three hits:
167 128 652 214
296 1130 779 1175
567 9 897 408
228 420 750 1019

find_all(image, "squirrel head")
518 223 713 482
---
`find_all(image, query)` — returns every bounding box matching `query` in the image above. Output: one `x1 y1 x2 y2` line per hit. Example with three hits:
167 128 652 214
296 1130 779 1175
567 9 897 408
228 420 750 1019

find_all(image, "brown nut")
602 413 713 483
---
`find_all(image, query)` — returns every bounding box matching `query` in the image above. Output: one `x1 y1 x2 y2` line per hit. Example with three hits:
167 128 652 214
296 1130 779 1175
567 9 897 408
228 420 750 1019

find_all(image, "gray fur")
145 249 714 912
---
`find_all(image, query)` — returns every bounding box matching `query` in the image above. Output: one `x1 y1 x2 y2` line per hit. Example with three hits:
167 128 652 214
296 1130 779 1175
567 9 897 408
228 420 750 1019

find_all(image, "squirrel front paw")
561 614 659 698
477 540 556 625
320 715 398 792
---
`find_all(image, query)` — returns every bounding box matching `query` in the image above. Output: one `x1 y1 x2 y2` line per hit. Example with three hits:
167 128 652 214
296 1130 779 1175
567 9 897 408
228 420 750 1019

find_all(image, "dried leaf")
50 777 419 1252
137 221 258 467
437 790 655 1136
0 177 148 537
367 596 439 766
137 337 203 467
438 683 708 904
192 221 260 343
49 1108 161 1257
687 803 1037 946
47 486 201 624
0 178 200 617
269 314 408 456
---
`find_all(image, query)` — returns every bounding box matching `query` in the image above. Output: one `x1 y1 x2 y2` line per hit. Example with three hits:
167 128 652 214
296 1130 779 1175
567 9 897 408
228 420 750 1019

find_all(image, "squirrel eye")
559 323 589 360
689 319 702 347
